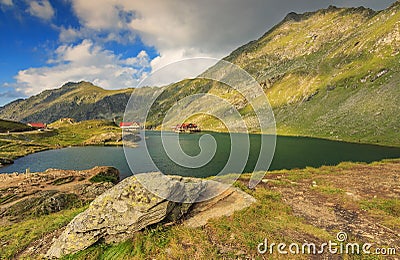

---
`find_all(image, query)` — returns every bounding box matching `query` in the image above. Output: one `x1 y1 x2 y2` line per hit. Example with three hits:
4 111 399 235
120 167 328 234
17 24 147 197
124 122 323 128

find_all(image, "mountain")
146 3 400 146
0 81 160 124
1 3 399 146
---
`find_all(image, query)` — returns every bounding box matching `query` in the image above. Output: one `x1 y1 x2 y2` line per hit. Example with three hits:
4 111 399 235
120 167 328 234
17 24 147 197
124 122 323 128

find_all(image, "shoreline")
0 119 141 169
2 131 400 174
0 142 134 169
159 128 400 149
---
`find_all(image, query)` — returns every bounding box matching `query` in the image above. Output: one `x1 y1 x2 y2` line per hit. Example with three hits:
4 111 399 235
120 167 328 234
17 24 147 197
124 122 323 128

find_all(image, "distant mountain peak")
61 81 95 89
389 0 400 9
327 5 339 11
283 12 302 22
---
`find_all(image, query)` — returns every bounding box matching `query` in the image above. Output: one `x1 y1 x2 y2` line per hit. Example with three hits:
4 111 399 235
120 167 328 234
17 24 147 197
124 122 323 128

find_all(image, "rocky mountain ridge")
0 81 160 124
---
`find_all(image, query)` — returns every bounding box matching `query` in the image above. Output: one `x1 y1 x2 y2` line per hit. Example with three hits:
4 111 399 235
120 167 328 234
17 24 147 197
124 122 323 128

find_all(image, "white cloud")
59 27 81 43
66 0 395 76
11 0 396 96
0 0 13 6
27 0 54 20
64 0 283 84
64 0 334 81
15 40 151 95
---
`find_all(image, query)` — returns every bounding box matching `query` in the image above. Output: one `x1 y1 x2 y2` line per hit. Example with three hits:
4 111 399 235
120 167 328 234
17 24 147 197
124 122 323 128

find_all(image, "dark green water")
1 131 400 179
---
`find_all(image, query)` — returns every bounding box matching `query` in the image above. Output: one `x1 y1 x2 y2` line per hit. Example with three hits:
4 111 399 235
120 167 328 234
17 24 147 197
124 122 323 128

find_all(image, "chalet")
119 122 141 130
174 123 200 133
27 122 46 129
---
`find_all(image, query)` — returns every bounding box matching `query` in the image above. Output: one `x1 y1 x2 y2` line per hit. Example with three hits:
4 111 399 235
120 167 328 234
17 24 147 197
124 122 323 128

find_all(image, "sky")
0 0 396 106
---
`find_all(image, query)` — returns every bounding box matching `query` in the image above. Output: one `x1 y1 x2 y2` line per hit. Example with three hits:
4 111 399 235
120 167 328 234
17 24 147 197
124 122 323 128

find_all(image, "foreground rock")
184 181 256 227
46 173 256 258
0 166 119 223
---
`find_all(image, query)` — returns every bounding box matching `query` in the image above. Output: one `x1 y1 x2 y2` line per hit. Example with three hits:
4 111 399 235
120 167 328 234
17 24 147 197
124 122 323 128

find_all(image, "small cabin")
119 122 141 130
27 122 46 129
174 123 200 133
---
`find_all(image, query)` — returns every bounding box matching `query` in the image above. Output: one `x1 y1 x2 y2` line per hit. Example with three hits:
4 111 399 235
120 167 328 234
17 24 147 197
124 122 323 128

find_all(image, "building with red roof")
27 122 46 129
119 122 141 130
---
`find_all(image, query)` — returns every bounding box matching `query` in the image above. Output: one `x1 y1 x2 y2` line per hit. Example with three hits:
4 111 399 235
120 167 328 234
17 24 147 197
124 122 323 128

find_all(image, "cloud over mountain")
16 40 150 95
2 0 396 98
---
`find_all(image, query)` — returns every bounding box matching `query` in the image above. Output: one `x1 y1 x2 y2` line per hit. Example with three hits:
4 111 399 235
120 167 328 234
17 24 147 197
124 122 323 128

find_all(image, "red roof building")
119 122 132 127
119 122 140 129
28 122 46 129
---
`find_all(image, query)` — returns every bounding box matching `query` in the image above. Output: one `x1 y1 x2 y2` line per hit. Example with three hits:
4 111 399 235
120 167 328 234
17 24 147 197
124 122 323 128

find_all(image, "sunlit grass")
0 207 87 259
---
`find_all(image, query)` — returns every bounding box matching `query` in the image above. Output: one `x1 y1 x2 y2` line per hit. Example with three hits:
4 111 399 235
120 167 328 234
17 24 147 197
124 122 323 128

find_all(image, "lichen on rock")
46 172 207 258
45 172 257 259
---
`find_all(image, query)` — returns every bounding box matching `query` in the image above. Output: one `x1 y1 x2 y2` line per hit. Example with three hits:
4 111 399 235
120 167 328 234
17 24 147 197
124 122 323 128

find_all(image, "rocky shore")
0 166 120 224
0 167 256 258
1 160 399 259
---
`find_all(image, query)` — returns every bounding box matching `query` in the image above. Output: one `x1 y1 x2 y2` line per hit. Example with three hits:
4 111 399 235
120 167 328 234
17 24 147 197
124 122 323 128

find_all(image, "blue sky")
0 0 396 106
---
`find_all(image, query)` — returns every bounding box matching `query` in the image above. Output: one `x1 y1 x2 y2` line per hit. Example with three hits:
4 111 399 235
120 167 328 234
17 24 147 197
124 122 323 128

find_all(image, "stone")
0 166 118 222
46 172 207 258
46 173 257 258
183 180 256 228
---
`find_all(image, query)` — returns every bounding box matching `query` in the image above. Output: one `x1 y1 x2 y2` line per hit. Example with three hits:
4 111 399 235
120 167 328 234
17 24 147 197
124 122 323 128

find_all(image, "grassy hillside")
0 119 123 161
146 3 400 147
1 159 399 258
223 4 400 146
0 81 159 124
0 119 32 133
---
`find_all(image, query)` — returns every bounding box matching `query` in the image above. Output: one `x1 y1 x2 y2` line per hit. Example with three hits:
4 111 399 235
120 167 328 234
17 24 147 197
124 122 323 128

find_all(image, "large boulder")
46 173 257 259
46 172 207 258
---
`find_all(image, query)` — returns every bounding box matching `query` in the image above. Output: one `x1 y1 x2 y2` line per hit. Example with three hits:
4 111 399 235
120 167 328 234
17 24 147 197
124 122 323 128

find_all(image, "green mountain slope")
0 81 159 124
146 3 400 146
221 3 400 146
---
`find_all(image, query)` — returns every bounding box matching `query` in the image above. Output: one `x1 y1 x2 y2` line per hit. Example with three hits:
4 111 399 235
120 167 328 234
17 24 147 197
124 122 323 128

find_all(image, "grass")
0 119 122 161
312 185 345 195
0 119 32 133
0 160 399 259
0 193 17 204
89 174 119 184
60 188 333 259
359 198 400 232
52 176 76 185
45 119 122 147
360 198 400 217
0 206 87 259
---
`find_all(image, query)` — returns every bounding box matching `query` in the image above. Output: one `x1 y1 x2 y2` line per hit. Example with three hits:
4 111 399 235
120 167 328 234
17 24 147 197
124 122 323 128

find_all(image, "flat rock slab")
184 181 256 228
46 172 206 258
46 173 255 258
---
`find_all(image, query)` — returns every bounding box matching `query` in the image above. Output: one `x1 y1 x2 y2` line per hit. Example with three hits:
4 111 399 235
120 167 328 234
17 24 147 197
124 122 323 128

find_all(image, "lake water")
1 131 400 179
